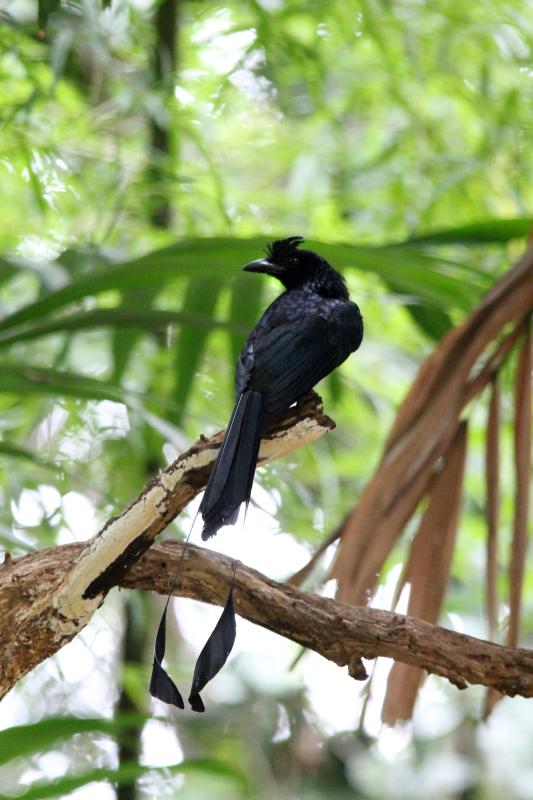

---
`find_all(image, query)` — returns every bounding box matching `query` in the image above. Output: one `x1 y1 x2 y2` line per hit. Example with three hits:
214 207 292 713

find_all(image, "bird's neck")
303 270 350 300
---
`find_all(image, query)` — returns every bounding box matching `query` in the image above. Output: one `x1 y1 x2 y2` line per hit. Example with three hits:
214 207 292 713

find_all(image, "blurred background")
0 0 531 798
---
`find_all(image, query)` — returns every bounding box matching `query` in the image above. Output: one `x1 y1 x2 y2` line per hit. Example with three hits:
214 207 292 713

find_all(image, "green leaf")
0 441 60 471
0 715 249 797
3 760 247 800
403 303 452 340
227 272 264 374
0 257 21 285
0 308 244 350
0 365 125 403
0 238 262 335
384 277 453 340
0 236 484 338
172 277 224 422
111 287 161 381
38 0 60 30
401 218 532 246
306 240 483 311
0 715 146 765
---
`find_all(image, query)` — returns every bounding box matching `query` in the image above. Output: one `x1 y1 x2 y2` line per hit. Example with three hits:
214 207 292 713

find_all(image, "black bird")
151 237 363 711
200 236 363 540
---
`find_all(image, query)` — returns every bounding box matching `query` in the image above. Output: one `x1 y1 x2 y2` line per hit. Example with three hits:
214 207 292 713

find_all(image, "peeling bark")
3 540 533 702
0 392 333 698
0 369 531 705
129 543 533 697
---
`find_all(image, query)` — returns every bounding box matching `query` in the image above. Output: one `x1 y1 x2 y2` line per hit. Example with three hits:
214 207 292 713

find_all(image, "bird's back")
236 286 363 423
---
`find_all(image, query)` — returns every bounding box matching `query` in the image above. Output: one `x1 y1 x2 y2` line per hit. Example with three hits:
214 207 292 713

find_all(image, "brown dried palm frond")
300 245 532 724
485 325 531 717
381 421 468 723
485 375 501 642
508 326 532 648
332 249 531 606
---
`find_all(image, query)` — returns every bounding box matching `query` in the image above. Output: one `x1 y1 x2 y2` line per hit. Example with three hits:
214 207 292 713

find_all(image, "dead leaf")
508 324 532 648
485 377 501 641
381 422 468 723
334 248 533 606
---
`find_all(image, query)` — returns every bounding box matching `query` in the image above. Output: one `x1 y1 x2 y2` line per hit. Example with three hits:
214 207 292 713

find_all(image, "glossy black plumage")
149 605 184 708
150 237 363 713
188 588 236 712
200 237 363 540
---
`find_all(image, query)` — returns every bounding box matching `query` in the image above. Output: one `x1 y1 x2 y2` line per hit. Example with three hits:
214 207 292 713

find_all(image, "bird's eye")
289 256 298 266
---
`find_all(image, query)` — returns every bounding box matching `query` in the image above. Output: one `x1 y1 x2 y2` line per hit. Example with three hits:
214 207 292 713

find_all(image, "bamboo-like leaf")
228 272 264 372
0 237 484 336
401 218 532 246
381 422 468 724
0 255 64 294
111 287 161 381
0 257 23 284
0 714 146 765
400 301 453 341
0 716 248 793
10 760 246 800
311 242 482 310
172 277 224 423
38 0 60 30
0 308 243 350
485 377 500 640
507 324 532 648
0 441 60 471
0 364 125 403
0 240 247 335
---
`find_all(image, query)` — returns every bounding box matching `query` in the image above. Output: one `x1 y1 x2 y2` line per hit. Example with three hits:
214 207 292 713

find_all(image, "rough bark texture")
0 243 532 707
3 541 533 701
0 392 333 699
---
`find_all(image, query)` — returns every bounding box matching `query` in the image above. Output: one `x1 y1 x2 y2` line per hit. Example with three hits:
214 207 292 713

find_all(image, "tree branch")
1 387 532 705
3 540 533 701
0 392 333 699
127 543 533 697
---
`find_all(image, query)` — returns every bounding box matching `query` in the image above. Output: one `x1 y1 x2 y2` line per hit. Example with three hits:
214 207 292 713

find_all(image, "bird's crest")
266 236 304 262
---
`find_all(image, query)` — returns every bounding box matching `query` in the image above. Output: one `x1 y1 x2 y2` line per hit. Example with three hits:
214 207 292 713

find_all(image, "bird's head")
243 236 348 299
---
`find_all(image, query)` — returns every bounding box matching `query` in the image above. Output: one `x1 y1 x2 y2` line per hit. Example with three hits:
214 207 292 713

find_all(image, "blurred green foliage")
0 1 531 799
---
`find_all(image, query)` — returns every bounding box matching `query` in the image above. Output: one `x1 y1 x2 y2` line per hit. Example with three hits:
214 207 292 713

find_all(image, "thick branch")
3 541 533 700
126 544 533 697
0 392 333 699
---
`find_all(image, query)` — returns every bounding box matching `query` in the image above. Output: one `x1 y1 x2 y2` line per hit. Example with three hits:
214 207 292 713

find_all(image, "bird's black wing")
237 301 361 422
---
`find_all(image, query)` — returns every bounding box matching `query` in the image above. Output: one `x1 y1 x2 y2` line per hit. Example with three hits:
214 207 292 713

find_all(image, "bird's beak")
242 258 283 276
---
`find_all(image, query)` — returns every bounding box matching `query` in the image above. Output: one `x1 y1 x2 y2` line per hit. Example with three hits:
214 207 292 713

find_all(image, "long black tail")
200 390 264 540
